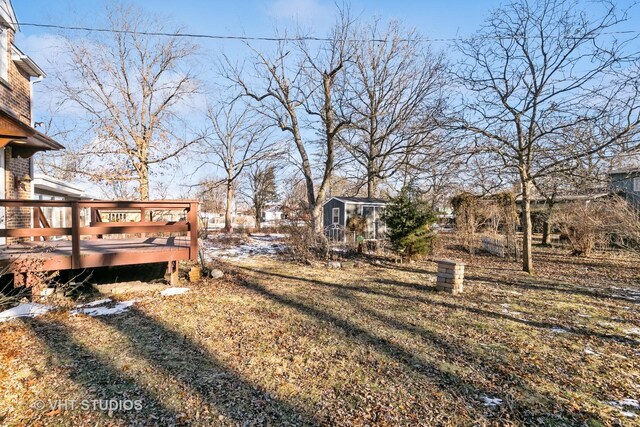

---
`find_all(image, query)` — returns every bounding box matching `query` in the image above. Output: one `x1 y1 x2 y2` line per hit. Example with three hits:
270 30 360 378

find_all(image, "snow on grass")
0 303 53 322
481 396 503 407
584 347 599 356
550 327 568 334
76 298 112 308
202 233 286 260
607 399 639 418
624 327 640 336
160 287 190 296
71 300 137 317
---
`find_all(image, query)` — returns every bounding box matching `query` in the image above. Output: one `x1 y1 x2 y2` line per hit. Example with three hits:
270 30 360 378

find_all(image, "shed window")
332 207 340 224
634 177 640 192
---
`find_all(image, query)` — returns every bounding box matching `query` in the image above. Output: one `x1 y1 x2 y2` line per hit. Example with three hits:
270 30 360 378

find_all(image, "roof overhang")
0 0 17 32
33 174 86 199
0 107 63 157
12 46 45 78
322 196 389 206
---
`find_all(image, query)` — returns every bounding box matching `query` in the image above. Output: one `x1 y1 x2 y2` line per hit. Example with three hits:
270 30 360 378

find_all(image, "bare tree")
241 163 278 230
455 0 640 272
49 5 201 200
224 11 353 235
340 19 448 198
198 97 275 232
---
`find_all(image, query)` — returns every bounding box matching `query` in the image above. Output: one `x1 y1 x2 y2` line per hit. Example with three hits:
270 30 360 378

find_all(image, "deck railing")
0 199 199 269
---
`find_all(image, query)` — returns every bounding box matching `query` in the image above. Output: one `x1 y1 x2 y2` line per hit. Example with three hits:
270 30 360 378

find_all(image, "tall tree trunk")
541 202 554 245
311 203 323 235
521 178 534 273
367 167 376 199
138 162 150 201
225 182 234 233
255 198 262 231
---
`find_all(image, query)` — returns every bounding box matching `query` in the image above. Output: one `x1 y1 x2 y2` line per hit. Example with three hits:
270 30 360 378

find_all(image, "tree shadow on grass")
24 312 317 426
463 272 640 305
94 307 317 426
231 267 605 425
23 317 181 425
239 266 638 348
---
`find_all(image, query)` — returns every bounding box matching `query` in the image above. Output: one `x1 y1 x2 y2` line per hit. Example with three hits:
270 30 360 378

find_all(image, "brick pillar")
436 260 464 294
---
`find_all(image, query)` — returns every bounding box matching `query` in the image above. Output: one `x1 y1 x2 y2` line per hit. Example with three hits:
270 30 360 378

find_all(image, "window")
634 177 640 192
0 28 7 82
332 207 340 224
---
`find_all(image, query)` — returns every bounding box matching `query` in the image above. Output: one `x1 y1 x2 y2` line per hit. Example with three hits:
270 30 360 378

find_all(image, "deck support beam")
167 260 179 286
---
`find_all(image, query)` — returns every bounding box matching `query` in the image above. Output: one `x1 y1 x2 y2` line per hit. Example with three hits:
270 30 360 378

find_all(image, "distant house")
261 205 283 225
610 167 640 211
32 174 91 231
322 197 388 240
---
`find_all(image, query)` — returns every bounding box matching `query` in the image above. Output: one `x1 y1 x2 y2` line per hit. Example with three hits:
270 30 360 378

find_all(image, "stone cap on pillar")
436 259 465 266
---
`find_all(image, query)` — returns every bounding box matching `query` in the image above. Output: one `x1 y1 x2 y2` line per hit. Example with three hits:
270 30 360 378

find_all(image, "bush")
282 221 329 262
554 197 640 256
382 188 437 259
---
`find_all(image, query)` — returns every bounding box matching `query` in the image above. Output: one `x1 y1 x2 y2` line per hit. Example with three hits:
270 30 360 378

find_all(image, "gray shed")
322 197 388 241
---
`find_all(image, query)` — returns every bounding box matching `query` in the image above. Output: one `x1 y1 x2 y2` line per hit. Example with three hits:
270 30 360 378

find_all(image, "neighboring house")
32 174 91 230
0 1 64 244
322 197 388 240
610 168 640 211
261 205 283 225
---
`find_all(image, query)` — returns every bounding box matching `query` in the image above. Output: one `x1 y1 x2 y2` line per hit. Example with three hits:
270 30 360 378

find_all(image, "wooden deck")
0 199 199 284
0 237 191 272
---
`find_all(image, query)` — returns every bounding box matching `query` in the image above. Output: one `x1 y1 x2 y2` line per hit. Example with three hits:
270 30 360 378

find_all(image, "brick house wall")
0 29 31 125
1 24 37 240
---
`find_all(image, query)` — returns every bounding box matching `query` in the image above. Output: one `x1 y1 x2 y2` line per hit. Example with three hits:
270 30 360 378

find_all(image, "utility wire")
12 22 640 43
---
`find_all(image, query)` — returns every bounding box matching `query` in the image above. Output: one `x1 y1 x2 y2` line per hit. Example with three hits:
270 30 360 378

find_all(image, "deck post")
168 260 179 285
188 202 198 260
71 202 81 269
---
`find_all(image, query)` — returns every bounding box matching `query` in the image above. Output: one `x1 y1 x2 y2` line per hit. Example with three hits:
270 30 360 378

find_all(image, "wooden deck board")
0 237 191 272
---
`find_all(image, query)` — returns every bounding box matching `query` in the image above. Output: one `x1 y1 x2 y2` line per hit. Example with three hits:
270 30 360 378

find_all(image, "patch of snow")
0 303 53 322
76 298 112 308
550 327 568 333
202 234 286 260
577 313 591 318
481 396 503 407
71 300 137 317
597 322 615 328
160 287 190 296
584 348 599 356
611 399 639 408
607 399 639 418
624 328 640 336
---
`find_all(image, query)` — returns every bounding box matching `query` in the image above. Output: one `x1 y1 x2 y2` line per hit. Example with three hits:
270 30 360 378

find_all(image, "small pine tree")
382 188 437 258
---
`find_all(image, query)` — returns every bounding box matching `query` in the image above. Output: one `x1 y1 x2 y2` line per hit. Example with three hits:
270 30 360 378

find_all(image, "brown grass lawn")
1 237 639 426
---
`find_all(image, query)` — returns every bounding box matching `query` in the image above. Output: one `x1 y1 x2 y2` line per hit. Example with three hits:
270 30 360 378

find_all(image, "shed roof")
324 196 388 205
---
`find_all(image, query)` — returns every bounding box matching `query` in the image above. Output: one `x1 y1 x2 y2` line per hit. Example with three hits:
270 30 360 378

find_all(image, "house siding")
611 171 640 210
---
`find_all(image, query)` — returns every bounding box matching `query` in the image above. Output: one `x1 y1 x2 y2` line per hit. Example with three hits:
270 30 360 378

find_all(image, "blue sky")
12 0 640 198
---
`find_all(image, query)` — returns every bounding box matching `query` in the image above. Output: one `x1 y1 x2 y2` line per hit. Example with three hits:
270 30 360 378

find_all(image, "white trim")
322 196 388 207
0 147 4 244
12 45 45 78
332 207 340 224
0 28 8 82
0 1 17 31
634 177 640 192
33 174 86 199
